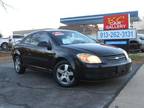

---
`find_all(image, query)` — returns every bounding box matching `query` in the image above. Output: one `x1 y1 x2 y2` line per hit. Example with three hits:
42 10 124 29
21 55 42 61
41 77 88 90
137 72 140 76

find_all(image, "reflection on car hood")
63 43 124 56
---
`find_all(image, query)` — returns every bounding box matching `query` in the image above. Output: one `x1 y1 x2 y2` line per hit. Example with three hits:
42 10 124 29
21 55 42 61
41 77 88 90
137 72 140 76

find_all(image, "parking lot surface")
0 60 141 108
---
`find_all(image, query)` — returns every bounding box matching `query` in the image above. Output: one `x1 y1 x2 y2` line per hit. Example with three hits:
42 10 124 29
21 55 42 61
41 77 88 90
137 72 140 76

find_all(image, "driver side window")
31 32 50 46
31 33 40 46
22 32 50 46
22 35 31 44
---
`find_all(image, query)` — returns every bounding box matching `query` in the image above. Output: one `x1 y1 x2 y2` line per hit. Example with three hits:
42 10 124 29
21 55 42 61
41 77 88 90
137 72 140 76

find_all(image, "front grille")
102 54 127 64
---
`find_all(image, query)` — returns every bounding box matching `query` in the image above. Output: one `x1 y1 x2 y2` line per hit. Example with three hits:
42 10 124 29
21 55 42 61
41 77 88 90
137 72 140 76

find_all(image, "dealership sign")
104 14 129 30
97 29 136 40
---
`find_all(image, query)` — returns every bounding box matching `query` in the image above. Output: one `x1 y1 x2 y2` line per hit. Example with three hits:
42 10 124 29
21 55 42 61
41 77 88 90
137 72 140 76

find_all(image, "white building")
133 17 144 34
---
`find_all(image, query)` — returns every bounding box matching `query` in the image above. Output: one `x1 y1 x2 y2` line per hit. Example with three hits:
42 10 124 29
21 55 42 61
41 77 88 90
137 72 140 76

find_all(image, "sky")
0 0 144 36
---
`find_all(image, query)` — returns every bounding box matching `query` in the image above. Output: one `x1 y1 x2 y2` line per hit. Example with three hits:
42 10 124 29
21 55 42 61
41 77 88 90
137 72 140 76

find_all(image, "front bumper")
76 59 132 80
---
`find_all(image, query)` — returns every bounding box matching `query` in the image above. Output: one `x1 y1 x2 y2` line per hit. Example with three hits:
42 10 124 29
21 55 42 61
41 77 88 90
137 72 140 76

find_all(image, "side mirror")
38 41 52 50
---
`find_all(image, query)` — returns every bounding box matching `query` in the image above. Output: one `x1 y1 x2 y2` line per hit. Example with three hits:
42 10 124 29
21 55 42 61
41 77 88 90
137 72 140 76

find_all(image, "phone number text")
97 29 136 40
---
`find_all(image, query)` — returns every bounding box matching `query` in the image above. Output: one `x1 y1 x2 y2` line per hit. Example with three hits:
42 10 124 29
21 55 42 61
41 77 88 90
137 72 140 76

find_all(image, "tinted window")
38 32 50 42
30 33 40 46
22 35 31 44
30 32 50 46
22 32 50 45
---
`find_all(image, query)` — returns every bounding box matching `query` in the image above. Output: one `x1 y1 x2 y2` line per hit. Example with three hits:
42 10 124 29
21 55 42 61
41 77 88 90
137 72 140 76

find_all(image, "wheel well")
1 42 8 47
54 57 76 70
55 57 68 65
1 42 8 45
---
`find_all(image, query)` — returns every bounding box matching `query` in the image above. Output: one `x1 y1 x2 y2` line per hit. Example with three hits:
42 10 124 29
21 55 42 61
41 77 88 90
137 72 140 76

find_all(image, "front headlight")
77 53 102 64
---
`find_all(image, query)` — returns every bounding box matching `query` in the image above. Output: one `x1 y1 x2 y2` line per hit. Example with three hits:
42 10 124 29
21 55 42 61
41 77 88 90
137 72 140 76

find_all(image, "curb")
104 64 142 108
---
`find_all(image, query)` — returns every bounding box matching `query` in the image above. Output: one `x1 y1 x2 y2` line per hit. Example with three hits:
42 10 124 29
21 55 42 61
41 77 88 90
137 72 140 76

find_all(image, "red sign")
104 14 129 30
52 32 64 36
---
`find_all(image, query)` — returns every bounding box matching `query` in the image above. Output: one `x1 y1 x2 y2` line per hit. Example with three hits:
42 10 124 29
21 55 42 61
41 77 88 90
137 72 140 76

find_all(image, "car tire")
14 56 26 74
53 60 79 87
1 42 8 50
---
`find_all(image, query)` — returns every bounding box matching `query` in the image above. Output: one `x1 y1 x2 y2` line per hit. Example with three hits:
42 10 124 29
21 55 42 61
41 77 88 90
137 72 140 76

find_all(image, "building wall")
13 28 52 35
133 17 144 30
59 24 99 36
137 30 144 34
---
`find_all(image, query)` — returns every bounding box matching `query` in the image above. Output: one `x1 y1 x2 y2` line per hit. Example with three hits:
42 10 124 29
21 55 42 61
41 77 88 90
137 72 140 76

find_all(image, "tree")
0 0 10 10
0 34 2 38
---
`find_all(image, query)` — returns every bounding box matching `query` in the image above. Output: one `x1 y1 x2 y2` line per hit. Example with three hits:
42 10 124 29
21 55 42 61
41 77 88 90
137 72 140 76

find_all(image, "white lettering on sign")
97 29 136 40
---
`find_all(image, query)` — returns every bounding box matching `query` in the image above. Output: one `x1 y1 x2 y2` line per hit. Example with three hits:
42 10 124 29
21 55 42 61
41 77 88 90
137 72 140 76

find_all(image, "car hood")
62 43 124 56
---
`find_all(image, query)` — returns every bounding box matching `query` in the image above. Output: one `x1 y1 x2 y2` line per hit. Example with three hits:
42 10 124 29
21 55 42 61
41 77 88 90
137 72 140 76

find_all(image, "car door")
29 31 55 69
20 35 35 65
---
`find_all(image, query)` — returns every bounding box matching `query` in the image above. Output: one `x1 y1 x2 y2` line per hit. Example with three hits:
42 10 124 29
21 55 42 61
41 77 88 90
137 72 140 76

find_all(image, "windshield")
50 31 96 45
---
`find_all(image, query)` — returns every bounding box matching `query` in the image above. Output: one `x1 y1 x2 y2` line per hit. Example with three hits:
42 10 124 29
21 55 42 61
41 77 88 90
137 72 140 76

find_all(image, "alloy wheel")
56 64 74 85
14 57 21 73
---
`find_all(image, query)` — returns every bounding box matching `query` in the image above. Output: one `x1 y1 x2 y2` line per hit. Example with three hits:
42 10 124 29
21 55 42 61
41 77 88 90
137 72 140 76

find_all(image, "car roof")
44 29 75 32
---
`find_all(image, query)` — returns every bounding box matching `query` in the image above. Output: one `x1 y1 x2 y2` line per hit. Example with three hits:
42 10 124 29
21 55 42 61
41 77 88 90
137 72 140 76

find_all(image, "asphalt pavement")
0 48 10 53
0 60 142 108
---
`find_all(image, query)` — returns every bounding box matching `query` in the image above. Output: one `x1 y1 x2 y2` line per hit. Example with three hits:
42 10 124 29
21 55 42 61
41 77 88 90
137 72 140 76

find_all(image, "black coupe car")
12 29 132 87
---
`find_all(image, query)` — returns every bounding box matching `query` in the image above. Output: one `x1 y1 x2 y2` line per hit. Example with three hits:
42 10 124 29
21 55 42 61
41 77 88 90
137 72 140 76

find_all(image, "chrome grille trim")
102 54 126 64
